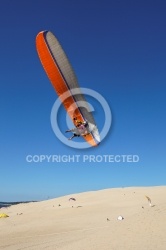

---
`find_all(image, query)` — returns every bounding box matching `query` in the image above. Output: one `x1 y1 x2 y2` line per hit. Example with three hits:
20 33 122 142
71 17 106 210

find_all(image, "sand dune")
0 186 166 250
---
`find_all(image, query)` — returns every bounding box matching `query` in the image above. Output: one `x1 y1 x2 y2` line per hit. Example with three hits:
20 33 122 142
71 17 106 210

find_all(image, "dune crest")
0 186 166 250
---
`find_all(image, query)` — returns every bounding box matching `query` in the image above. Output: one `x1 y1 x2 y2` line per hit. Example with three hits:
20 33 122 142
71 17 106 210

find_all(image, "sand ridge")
0 186 166 250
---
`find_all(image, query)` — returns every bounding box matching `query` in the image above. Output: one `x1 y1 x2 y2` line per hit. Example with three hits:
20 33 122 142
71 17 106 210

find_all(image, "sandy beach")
0 186 166 250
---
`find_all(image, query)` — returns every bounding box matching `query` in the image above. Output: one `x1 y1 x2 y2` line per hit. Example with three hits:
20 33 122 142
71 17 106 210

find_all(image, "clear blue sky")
1 0 166 201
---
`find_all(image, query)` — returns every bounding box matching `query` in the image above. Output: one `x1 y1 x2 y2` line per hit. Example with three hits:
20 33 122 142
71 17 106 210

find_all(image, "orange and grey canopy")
36 31 100 146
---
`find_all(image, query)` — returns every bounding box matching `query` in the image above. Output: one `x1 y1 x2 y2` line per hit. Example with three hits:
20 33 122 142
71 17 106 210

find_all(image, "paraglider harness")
65 117 90 140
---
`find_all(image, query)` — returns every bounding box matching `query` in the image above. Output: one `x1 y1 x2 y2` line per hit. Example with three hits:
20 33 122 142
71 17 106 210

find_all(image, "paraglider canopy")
145 195 152 207
69 197 76 201
36 30 100 147
0 213 9 218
